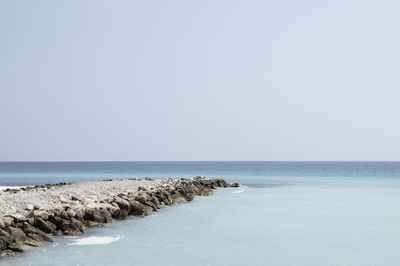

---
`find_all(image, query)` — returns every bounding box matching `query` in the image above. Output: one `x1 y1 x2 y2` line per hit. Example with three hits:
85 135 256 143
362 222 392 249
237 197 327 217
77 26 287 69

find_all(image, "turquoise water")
1 162 400 265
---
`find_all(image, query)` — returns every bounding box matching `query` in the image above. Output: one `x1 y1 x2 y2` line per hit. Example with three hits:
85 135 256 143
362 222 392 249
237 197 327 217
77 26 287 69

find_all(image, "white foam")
68 236 123 246
0 186 22 191
232 185 248 193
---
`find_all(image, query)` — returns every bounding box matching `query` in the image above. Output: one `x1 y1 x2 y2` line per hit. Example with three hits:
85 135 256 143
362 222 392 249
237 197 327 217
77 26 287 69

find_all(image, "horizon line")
0 160 399 163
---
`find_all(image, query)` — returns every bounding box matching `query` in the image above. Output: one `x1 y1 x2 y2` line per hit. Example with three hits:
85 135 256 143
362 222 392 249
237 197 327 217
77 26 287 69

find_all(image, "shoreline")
0 176 238 256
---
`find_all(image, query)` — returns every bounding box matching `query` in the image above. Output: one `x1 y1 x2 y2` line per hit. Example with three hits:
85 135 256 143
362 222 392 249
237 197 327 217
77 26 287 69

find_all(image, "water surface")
1 162 400 266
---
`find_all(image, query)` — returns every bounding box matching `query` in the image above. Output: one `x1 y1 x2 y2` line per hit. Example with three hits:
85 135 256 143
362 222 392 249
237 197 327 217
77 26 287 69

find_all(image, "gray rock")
0 229 12 245
8 243 31 252
24 238 42 247
4 227 26 243
31 210 49 220
1 217 14 227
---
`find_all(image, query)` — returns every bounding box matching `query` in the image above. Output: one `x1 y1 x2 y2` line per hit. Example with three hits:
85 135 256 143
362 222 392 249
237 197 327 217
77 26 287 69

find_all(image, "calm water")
1 162 400 266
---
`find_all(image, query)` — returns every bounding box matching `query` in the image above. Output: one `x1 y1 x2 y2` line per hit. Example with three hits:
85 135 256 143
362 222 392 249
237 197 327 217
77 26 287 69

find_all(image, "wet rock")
24 238 42 247
86 221 101 227
118 210 129 220
8 243 31 252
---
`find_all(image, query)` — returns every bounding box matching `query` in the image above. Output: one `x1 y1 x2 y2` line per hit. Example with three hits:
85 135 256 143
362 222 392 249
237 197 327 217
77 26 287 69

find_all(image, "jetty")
0 176 238 256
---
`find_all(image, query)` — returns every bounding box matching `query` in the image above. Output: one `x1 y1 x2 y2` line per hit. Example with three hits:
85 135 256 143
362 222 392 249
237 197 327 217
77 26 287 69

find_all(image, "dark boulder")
129 201 153 217
84 209 104 223
84 208 112 223
112 197 130 213
49 215 85 235
33 218 57 234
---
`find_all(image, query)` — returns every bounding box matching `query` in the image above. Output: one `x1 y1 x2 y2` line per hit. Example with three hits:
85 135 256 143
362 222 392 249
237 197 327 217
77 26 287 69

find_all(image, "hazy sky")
1 0 399 161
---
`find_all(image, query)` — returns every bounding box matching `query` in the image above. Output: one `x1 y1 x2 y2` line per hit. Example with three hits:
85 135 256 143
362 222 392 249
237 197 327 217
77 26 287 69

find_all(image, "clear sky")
1 0 399 161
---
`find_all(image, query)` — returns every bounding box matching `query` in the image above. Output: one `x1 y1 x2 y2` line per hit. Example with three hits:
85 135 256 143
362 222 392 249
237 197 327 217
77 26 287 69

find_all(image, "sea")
1 161 400 266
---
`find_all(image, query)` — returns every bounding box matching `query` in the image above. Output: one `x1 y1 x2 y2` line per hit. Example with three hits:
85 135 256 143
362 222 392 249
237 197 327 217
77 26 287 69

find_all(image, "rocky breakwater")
0 176 239 256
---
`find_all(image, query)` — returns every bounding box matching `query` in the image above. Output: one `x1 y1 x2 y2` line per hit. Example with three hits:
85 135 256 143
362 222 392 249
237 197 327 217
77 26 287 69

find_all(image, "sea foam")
68 236 123 246
232 185 248 193
0 186 22 191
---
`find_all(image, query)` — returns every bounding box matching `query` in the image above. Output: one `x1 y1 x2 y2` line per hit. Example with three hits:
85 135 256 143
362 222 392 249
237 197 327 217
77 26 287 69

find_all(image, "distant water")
1 162 400 266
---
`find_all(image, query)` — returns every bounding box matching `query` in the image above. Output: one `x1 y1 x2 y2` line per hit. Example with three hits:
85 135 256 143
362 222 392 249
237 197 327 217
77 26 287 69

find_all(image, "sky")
0 0 400 161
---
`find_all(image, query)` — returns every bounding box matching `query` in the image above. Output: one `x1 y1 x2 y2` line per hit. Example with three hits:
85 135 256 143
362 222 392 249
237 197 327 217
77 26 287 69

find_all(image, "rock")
26 232 53 243
48 215 85 235
1 217 14 227
4 227 26 243
0 239 7 251
8 243 31 252
86 221 100 227
3 250 17 256
58 195 70 204
0 229 12 245
84 209 107 223
70 195 82 201
33 218 57 234
66 209 77 218
31 210 49 220
112 197 130 213
53 230 62 236
24 238 42 247
6 213 30 223
129 201 153 217
118 210 128 220
22 225 53 242
170 191 187 204
65 218 85 235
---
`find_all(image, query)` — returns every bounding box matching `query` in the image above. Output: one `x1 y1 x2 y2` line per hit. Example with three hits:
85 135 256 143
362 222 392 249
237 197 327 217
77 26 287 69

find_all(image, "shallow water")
1 162 400 265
